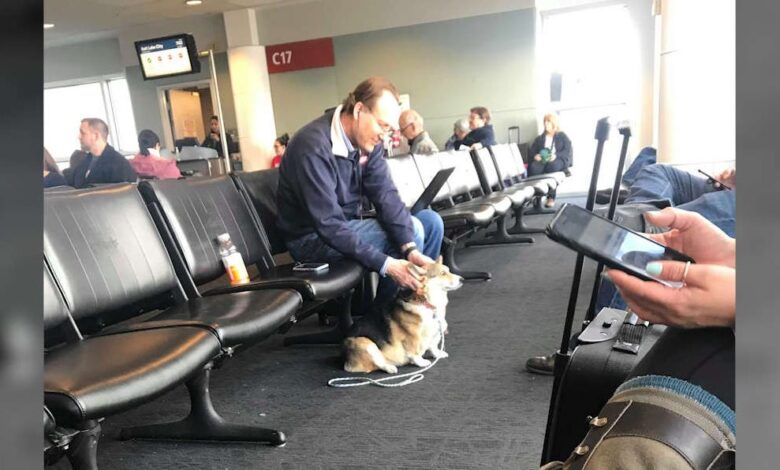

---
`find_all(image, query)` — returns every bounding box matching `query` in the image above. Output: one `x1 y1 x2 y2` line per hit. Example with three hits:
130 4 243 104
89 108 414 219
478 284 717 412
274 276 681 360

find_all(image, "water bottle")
217 233 249 285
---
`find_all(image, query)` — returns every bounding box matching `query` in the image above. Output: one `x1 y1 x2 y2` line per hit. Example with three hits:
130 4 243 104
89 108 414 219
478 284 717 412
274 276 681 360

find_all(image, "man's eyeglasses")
363 107 396 137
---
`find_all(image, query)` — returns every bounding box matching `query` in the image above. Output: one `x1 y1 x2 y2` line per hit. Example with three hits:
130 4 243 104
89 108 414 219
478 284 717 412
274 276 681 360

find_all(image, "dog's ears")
435 255 443 265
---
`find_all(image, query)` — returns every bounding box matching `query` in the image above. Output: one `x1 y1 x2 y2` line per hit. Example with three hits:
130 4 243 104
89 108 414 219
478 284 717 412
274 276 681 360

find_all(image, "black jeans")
628 327 735 409
528 158 568 199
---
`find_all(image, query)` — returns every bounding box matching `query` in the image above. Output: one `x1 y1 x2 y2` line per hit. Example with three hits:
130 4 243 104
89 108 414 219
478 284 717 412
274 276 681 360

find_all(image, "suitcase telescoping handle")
541 117 611 464
584 124 633 323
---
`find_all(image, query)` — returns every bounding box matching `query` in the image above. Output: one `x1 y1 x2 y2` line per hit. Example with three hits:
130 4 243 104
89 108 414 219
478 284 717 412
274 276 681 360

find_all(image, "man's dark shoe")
525 354 555 375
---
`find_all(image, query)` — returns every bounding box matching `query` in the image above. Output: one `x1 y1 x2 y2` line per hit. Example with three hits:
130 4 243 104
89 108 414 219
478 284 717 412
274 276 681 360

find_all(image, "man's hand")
533 154 542 162
717 168 736 188
643 208 735 268
211 132 221 142
407 249 434 269
548 154 556 162
385 258 426 291
606 262 735 328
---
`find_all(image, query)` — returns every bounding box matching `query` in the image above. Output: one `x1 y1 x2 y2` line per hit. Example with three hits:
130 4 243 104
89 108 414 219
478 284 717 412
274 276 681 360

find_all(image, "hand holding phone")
545 204 694 286
697 169 732 191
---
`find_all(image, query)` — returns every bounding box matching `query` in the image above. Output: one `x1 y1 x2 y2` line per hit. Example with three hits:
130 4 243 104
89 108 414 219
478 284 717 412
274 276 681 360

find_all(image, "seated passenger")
70 118 137 188
444 118 470 151
277 76 444 310
526 164 736 375
399 109 439 155
606 207 735 408
455 106 497 149
43 148 67 188
271 133 289 169
527 113 573 207
129 129 181 180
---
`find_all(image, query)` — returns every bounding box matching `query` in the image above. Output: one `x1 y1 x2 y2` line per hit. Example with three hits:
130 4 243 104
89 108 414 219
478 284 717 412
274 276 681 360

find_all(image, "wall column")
223 9 276 171
655 0 735 164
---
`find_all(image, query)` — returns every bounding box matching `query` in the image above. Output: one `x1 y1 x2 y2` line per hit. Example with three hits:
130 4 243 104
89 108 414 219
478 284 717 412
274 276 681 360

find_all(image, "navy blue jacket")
457 124 497 148
529 131 573 168
276 108 415 272
70 144 137 188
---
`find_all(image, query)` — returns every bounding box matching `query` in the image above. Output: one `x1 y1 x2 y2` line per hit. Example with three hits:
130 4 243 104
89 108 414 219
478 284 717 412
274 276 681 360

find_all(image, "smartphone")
546 204 694 285
697 169 732 191
292 262 330 273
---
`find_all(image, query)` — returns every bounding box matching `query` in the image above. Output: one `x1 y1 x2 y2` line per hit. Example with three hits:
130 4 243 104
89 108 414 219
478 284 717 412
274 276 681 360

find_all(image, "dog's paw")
382 364 398 374
411 357 432 367
431 349 449 359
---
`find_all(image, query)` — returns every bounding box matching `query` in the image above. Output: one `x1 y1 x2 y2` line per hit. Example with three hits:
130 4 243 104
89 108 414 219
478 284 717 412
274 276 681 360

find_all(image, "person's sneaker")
525 354 555 375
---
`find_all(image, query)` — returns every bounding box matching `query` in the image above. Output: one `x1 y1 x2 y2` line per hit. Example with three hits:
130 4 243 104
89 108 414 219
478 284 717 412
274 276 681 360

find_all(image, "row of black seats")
43 172 367 469
386 142 567 280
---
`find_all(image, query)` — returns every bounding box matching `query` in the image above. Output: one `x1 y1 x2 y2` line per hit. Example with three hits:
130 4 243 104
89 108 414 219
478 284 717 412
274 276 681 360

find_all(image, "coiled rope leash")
327 322 445 389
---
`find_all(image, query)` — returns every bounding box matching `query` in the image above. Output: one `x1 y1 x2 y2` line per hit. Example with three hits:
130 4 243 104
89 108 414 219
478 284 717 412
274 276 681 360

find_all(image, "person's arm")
480 126 497 146
360 147 416 251
555 132 573 167
529 134 543 161
289 143 389 273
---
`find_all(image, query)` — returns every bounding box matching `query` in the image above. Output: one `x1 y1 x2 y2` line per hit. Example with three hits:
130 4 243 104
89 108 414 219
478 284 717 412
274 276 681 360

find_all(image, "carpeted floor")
70 204 601 470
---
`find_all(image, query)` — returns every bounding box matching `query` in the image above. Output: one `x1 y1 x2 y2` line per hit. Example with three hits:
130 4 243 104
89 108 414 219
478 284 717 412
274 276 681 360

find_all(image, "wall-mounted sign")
265 38 335 74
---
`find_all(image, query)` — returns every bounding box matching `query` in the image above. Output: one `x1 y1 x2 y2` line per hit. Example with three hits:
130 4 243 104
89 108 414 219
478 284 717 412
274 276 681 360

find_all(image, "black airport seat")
508 142 569 215
44 184 302 454
44 264 220 470
139 174 364 345
386 152 496 280
488 144 557 234
465 147 537 247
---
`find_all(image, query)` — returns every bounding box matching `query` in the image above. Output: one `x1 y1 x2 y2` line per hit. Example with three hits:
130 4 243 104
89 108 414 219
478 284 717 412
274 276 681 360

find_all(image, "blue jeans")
285 209 444 309
597 164 736 311
621 147 657 186
626 164 735 237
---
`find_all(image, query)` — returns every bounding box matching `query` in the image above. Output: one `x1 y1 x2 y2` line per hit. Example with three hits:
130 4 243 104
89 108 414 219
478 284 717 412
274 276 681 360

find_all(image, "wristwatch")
401 242 417 259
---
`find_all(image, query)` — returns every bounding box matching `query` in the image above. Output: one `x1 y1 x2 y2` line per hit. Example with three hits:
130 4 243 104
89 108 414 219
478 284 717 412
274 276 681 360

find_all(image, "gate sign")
265 38 334 74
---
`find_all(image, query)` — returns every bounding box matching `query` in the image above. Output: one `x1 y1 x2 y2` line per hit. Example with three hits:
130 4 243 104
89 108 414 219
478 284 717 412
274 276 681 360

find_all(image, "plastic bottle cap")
217 233 231 242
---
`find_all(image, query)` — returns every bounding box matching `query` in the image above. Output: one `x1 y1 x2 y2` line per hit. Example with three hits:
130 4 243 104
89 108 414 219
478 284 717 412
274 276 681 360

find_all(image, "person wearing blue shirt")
455 106 497 149
277 77 444 308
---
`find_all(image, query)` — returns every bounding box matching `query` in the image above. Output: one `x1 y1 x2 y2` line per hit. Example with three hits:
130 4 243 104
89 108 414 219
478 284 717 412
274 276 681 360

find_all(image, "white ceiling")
43 0 297 47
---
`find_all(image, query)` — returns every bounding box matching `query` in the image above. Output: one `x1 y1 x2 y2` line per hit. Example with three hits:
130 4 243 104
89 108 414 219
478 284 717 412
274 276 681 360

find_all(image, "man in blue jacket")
277 77 444 307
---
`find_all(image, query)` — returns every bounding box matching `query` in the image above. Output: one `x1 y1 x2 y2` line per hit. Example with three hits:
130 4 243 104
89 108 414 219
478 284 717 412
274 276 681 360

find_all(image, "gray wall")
44 38 124 84
270 9 538 148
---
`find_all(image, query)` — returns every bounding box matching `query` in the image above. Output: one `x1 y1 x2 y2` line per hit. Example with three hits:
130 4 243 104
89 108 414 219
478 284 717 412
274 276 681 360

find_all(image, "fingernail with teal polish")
646 262 663 276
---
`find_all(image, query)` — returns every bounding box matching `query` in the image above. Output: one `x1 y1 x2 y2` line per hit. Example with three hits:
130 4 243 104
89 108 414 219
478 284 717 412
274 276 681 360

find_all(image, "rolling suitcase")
543 308 666 462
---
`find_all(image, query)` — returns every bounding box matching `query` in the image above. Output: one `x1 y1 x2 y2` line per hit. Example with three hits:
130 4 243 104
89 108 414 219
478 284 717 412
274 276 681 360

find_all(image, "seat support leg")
466 215 534 247
508 203 547 234
66 421 101 470
442 235 491 281
283 292 354 346
119 368 285 446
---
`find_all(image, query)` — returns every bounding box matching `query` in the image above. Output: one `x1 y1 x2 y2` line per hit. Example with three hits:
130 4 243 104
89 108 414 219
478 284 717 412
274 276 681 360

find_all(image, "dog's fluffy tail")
344 337 382 373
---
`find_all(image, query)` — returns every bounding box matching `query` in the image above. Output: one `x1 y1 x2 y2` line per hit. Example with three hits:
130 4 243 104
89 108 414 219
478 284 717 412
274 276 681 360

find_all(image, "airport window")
44 78 138 167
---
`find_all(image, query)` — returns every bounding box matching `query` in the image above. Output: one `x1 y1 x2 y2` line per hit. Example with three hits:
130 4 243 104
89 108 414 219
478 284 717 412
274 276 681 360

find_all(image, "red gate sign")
265 38 334 74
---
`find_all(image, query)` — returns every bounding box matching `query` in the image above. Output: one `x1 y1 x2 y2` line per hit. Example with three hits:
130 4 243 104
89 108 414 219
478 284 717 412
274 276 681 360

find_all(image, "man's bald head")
399 109 424 141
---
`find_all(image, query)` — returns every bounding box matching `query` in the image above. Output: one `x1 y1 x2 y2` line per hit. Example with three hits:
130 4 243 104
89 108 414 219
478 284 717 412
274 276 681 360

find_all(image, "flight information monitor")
135 34 201 80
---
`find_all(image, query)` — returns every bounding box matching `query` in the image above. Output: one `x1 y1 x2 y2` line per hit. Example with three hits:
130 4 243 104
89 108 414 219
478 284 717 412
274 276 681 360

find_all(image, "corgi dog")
343 257 463 374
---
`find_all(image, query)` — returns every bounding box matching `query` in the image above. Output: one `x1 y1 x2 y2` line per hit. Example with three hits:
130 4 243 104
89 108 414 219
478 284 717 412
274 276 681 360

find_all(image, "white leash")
328 322 445 388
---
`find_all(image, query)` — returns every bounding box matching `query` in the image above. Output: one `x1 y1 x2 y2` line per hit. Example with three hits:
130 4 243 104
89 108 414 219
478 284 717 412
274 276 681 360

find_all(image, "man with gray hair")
444 118 470 151
70 118 137 188
399 109 439 155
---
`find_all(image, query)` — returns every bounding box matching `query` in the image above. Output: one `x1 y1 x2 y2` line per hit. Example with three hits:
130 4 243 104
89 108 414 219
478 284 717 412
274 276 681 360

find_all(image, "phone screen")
549 205 693 282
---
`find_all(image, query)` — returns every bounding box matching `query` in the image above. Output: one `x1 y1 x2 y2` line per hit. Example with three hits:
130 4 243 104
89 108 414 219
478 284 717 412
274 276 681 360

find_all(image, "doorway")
157 80 215 151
